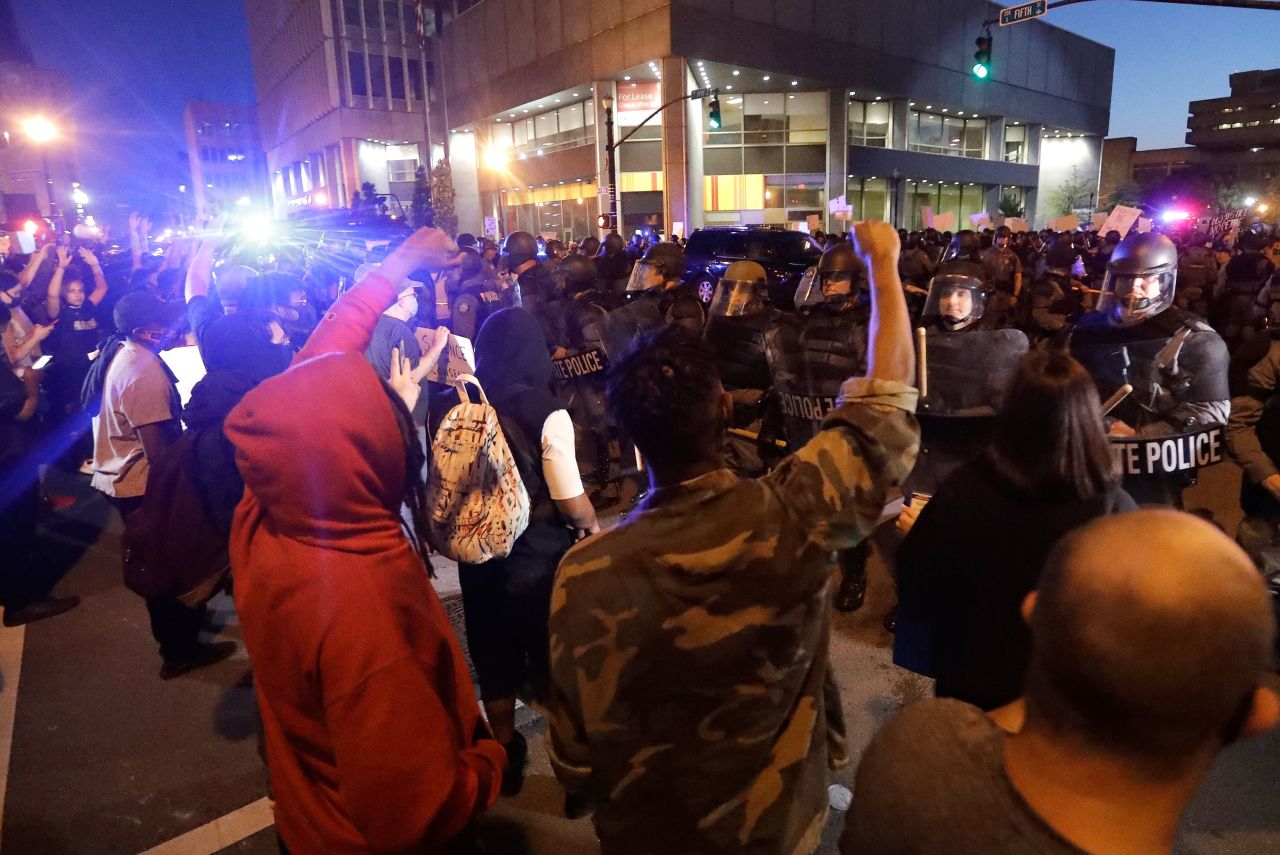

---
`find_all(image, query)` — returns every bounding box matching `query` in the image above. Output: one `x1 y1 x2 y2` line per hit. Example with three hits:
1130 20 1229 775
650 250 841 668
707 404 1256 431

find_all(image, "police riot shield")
1069 329 1228 489
918 328 1029 417
705 280 776 391
764 311 869 448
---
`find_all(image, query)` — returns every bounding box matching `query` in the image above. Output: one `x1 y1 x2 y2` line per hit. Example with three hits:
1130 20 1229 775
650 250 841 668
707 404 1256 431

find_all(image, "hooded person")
223 228 505 854
456 307 599 799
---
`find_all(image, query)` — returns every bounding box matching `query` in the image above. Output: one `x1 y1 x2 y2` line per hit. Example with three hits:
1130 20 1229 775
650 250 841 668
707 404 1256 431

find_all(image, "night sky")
10 0 1280 217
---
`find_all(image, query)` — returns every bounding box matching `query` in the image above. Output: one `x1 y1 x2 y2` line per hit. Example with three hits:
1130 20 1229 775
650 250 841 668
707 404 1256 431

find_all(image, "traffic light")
597 213 613 230
708 92 722 131
973 31 992 80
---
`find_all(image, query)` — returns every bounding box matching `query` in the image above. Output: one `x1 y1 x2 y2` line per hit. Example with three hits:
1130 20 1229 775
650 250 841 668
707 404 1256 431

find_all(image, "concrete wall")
441 0 674 128
669 0 1113 136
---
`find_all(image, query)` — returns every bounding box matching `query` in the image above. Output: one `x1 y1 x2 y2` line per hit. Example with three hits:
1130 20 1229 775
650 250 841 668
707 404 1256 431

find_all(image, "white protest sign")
1006 217 1029 233
1098 205 1143 238
415 331 476 386
970 212 993 230
1048 213 1082 233
161 345 207 410
1136 217 1154 234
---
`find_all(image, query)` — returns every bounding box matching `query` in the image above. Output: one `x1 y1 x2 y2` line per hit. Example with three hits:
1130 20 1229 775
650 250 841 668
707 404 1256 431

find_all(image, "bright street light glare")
483 147 509 170
235 195 252 207
1244 196 1257 207
71 188 89 206
22 116 58 143
240 212 276 243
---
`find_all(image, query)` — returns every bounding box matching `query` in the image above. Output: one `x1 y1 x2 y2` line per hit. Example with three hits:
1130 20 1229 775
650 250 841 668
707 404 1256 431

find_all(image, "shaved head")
1026 510 1275 768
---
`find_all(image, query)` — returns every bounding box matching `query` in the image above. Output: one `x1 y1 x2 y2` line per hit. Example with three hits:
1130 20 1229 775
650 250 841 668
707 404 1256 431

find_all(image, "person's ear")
1021 591 1038 626
1239 683 1280 741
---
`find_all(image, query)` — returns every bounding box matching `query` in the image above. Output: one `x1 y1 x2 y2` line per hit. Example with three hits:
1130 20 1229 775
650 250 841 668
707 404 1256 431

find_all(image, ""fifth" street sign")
999 0 1048 26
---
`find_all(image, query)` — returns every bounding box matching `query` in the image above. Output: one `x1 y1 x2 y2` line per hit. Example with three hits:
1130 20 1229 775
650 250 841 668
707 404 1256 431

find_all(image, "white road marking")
0 623 25 845
135 797 274 855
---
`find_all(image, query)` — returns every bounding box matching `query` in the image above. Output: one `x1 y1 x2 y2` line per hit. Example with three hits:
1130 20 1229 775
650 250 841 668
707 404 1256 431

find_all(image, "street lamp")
71 187 89 206
601 96 618 234
21 116 60 228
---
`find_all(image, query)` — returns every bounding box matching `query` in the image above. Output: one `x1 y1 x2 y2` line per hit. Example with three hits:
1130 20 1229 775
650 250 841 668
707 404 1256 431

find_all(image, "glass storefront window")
490 98 595 157
848 100 890 147
908 111 986 158
701 81 829 225
904 180 990 230
846 176 890 222
1004 125 1027 163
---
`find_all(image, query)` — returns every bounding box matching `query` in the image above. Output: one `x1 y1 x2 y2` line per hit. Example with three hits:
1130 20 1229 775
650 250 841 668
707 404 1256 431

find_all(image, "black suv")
682 227 822 310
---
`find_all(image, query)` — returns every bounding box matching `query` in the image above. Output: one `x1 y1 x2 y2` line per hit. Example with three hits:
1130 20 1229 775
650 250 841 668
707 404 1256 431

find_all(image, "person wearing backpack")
224 228 505 854
454 307 600 798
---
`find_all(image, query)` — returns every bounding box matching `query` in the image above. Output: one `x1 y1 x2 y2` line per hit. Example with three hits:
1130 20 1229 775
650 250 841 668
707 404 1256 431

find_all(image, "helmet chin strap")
942 315 973 330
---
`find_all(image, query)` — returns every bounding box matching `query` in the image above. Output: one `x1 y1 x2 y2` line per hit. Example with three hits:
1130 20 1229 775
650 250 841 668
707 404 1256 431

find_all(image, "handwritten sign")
416 331 475 386
1208 208 1248 237
1110 427 1224 477
1006 217 1029 233
1098 205 1143 239
1048 213 1082 233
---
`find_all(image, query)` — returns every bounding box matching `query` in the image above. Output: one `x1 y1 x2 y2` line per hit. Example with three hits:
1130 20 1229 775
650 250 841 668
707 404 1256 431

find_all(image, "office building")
0 0 80 227
182 101 271 220
1101 68 1280 206
437 0 1114 239
245 0 445 218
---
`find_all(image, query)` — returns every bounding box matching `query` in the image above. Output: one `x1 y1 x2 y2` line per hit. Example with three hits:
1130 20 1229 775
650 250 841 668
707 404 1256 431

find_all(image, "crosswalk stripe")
135 797 274 855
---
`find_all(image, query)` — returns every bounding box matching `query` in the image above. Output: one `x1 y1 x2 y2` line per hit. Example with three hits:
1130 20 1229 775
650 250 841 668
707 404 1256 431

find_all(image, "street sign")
999 0 1047 26
690 88 713 100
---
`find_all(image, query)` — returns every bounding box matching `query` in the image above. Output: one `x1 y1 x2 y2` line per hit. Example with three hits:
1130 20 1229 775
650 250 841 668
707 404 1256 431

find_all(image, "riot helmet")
545 238 567 259
708 260 768 318
1098 232 1178 326
600 232 626 257
923 273 987 331
455 247 484 284
625 241 686 292
557 254 598 297
501 231 539 271
943 230 983 263
580 236 601 257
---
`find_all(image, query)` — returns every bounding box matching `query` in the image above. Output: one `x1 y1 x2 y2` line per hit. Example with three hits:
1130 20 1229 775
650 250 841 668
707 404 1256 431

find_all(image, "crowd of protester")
1 204 1279 855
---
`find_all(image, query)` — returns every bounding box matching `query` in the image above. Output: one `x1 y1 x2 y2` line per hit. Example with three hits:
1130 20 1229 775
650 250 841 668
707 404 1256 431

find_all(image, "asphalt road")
1 460 1276 854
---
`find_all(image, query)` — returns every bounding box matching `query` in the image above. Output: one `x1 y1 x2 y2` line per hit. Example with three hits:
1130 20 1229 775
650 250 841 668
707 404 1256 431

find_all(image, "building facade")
0 0 80 228
438 0 1114 240
1101 68 1280 206
182 101 271 220
245 0 448 219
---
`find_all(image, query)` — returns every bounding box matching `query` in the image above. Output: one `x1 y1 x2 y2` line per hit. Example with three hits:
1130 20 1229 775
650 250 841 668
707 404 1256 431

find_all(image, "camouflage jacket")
547 379 920 855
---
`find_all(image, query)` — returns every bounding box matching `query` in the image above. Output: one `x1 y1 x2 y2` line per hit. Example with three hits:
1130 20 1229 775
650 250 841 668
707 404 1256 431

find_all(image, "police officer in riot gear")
981 225 1023 326
1071 231 1231 506
625 241 704 333
1177 232 1218 318
501 230 555 316
596 232 632 294
764 241 873 612
446 247 502 340
579 235 601 258
1028 239 1088 342
939 230 992 288
920 273 992 333
705 260 779 392
1218 231 1276 348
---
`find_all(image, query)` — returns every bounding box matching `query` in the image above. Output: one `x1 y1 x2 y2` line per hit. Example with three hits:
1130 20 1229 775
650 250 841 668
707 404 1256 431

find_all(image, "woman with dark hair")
895 347 1136 710
456 306 599 797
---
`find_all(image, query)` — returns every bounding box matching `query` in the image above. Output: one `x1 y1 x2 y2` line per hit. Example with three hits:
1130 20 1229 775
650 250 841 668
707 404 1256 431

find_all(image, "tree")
411 165 433 228
1104 184 1144 210
1213 180 1251 213
1046 166 1095 217
429 159 457 237
998 191 1025 218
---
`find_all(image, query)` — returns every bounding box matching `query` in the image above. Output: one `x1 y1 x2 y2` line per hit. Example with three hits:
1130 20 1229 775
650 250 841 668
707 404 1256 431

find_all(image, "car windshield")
774 232 822 264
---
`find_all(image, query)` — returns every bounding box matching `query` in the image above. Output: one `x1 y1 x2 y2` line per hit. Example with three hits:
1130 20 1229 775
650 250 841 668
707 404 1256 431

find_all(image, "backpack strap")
453 373 490 406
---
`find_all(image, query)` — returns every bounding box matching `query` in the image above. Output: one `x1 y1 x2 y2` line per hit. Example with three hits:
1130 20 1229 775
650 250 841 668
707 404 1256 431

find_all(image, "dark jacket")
183 370 258 537
896 455 1135 710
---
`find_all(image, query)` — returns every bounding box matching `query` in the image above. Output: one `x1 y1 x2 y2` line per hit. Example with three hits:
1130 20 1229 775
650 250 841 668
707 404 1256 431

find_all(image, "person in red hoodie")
225 227 505 854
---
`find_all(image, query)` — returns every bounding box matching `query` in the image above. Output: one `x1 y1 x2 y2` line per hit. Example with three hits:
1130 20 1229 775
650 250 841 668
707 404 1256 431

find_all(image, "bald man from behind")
843 510 1278 855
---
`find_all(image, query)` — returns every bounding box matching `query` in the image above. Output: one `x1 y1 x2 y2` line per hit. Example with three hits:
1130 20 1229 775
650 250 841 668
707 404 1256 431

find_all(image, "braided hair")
378 378 434 577
606 325 723 470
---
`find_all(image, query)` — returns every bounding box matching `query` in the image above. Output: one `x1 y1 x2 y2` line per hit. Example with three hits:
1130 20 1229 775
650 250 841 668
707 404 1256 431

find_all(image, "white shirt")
541 409 584 501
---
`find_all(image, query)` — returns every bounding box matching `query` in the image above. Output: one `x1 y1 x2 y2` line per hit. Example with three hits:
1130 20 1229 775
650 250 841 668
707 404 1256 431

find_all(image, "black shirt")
48 302 104 364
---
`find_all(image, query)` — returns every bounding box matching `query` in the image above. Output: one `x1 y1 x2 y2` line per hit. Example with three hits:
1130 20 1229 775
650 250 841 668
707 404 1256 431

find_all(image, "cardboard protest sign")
933 211 956 232
1006 217 1029 233
920 206 935 228
415 331 476 386
1048 214 1082 233
1098 205 1142 239
970 212 993 230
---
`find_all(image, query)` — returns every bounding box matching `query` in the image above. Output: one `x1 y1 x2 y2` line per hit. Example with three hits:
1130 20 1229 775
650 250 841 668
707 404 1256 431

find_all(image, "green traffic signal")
973 32 992 80
708 93 722 130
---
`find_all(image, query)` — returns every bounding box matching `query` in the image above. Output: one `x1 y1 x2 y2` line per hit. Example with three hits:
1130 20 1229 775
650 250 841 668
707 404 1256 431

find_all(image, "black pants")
0 473 44 612
111 495 208 662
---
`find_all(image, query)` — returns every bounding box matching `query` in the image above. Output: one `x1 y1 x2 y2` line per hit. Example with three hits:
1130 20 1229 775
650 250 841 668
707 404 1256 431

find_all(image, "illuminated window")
848 100 891 148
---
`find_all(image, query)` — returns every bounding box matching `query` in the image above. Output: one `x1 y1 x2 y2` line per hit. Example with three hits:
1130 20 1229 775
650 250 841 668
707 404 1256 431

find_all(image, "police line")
1109 427 1224 477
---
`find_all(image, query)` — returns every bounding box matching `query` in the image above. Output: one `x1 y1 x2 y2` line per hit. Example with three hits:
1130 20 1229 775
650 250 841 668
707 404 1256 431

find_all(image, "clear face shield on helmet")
1098 267 1176 326
625 259 667 293
793 266 854 310
708 277 767 318
923 276 987 331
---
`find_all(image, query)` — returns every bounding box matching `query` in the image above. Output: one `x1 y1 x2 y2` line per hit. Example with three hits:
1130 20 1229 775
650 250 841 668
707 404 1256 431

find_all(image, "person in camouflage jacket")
546 222 920 855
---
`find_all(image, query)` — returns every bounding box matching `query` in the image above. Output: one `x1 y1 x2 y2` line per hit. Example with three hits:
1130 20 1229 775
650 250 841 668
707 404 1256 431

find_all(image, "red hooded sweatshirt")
225 270 505 854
